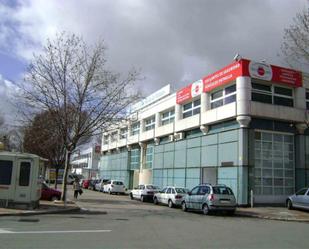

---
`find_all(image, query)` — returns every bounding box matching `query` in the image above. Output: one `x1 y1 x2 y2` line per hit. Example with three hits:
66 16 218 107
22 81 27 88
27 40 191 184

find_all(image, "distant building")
71 146 101 179
99 58 309 205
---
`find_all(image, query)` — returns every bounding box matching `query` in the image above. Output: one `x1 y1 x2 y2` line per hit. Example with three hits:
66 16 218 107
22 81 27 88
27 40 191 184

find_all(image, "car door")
293 188 307 207
139 185 145 198
299 188 309 209
157 188 167 203
164 188 172 204
187 186 199 209
196 186 210 210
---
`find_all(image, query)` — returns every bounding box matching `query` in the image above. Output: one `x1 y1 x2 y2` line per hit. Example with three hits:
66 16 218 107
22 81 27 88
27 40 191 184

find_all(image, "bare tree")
23 110 66 189
19 32 140 201
281 8 309 68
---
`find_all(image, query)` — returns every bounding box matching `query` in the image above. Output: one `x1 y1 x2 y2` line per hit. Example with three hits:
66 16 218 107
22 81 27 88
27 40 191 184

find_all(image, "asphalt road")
0 188 308 249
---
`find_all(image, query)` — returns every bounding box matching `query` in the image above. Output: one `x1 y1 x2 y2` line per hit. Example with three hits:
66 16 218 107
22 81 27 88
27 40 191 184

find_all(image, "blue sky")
0 0 308 126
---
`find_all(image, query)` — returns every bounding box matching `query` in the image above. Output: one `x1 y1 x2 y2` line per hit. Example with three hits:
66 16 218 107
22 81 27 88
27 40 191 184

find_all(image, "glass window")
251 82 294 107
190 186 199 195
145 116 155 131
19 162 31 186
111 132 118 142
296 188 307 195
131 122 140 136
182 99 201 119
171 188 176 194
120 128 127 139
210 84 236 109
212 186 233 195
103 135 109 145
175 188 188 194
306 91 309 110
161 109 175 126
0 160 13 185
166 188 172 194
198 186 210 195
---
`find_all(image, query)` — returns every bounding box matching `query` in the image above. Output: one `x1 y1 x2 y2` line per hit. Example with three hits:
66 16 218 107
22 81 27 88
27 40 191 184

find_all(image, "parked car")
95 179 110 192
82 179 91 189
130 184 159 202
153 186 189 208
181 184 236 215
103 180 126 194
88 179 100 190
40 183 61 201
286 187 309 211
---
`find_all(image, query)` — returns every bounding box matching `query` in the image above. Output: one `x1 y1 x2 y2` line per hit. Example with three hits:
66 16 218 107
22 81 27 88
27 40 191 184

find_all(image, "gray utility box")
0 152 44 209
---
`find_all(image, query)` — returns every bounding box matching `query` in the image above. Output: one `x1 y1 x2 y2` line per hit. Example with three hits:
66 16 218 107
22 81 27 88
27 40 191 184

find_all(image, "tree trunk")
61 150 71 201
54 167 59 189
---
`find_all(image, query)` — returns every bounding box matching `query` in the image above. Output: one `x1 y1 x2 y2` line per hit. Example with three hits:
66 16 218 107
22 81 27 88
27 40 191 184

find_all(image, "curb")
236 211 309 223
0 206 80 217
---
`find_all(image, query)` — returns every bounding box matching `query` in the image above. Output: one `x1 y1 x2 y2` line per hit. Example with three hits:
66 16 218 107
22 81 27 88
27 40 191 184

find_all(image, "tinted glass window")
19 162 31 186
171 188 176 194
175 188 187 194
274 87 292 96
211 90 223 100
0 160 13 185
252 83 271 92
252 92 272 103
191 186 199 195
225 84 236 95
212 186 233 195
198 186 210 195
166 188 172 194
296 188 307 195
273 96 293 107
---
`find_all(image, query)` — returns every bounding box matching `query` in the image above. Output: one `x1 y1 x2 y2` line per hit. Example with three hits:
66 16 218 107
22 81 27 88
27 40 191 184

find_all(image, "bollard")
250 189 254 208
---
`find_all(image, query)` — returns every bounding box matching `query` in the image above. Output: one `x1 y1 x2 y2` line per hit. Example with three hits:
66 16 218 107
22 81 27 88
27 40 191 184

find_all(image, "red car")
41 183 61 201
82 179 91 189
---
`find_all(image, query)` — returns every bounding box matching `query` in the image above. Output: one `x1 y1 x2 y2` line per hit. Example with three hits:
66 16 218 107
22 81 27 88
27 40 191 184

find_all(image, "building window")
182 99 200 119
145 116 155 131
103 135 109 145
252 82 294 107
111 132 118 142
254 131 294 196
161 109 175 126
145 146 154 169
131 122 140 136
0 160 13 185
210 84 236 109
120 128 128 139
306 91 309 109
130 148 140 170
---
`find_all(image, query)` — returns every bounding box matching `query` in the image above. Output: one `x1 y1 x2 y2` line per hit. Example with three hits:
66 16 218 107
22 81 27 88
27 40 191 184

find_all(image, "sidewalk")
0 200 80 217
236 207 309 222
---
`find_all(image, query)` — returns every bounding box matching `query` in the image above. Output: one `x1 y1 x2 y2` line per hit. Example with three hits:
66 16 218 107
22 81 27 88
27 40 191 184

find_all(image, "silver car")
286 187 309 211
153 186 188 208
182 184 237 215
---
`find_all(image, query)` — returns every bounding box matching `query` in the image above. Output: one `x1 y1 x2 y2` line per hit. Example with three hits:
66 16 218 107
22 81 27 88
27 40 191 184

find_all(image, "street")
0 189 308 249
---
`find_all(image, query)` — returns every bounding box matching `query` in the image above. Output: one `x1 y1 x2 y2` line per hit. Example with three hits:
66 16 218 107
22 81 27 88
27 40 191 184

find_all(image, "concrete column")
127 122 132 137
295 87 306 109
155 112 161 128
175 104 182 121
140 120 145 134
138 142 150 184
205 92 211 111
201 92 207 113
236 76 251 127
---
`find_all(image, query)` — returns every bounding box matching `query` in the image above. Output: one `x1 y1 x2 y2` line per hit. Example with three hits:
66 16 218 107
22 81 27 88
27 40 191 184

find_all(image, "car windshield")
175 188 188 194
146 185 158 189
213 186 233 195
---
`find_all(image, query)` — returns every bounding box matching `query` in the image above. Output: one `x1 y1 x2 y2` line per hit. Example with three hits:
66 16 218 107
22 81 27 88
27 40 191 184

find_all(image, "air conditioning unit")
174 132 184 141
168 135 174 142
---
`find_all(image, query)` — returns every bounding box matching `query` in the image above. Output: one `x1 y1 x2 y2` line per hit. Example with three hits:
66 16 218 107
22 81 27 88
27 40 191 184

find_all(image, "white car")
95 179 109 192
130 184 159 202
153 186 189 208
103 180 126 194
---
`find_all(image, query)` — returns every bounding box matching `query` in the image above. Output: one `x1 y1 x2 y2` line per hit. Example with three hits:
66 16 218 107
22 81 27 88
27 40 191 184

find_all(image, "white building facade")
99 58 309 205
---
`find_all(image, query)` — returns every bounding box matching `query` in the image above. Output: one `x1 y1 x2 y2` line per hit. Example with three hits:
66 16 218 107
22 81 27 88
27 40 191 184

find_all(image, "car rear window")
146 185 158 189
213 186 233 195
175 188 187 194
113 181 123 185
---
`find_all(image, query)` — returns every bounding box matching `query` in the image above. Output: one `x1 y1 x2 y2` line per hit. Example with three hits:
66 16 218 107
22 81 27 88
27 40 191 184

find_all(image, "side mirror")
188 191 191 196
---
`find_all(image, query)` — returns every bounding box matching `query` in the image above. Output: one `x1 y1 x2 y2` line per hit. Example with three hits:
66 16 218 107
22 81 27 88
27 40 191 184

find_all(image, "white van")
103 180 125 194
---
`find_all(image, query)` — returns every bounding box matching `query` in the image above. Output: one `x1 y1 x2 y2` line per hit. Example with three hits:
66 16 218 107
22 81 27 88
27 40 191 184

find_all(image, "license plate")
220 200 230 204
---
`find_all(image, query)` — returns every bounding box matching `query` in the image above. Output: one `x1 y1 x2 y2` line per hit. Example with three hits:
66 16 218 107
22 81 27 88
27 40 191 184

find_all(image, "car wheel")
130 193 133 200
51 196 59 201
202 204 210 215
153 197 158 205
182 201 187 212
287 199 293 210
227 210 235 216
141 195 145 202
109 189 112 195
168 199 174 208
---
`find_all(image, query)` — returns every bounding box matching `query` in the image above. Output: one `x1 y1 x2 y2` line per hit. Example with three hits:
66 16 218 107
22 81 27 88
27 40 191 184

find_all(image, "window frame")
182 98 201 119
210 84 236 109
131 122 140 136
120 127 128 140
161 109 175 126
251 81 294 107
145 116 156 131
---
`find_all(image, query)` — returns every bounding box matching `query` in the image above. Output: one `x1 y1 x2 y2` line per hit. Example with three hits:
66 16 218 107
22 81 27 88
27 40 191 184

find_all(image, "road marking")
0 229 111 234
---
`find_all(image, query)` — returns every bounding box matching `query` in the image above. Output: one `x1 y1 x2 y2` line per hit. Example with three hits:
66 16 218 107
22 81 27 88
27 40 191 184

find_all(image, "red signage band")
176 58 303 105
